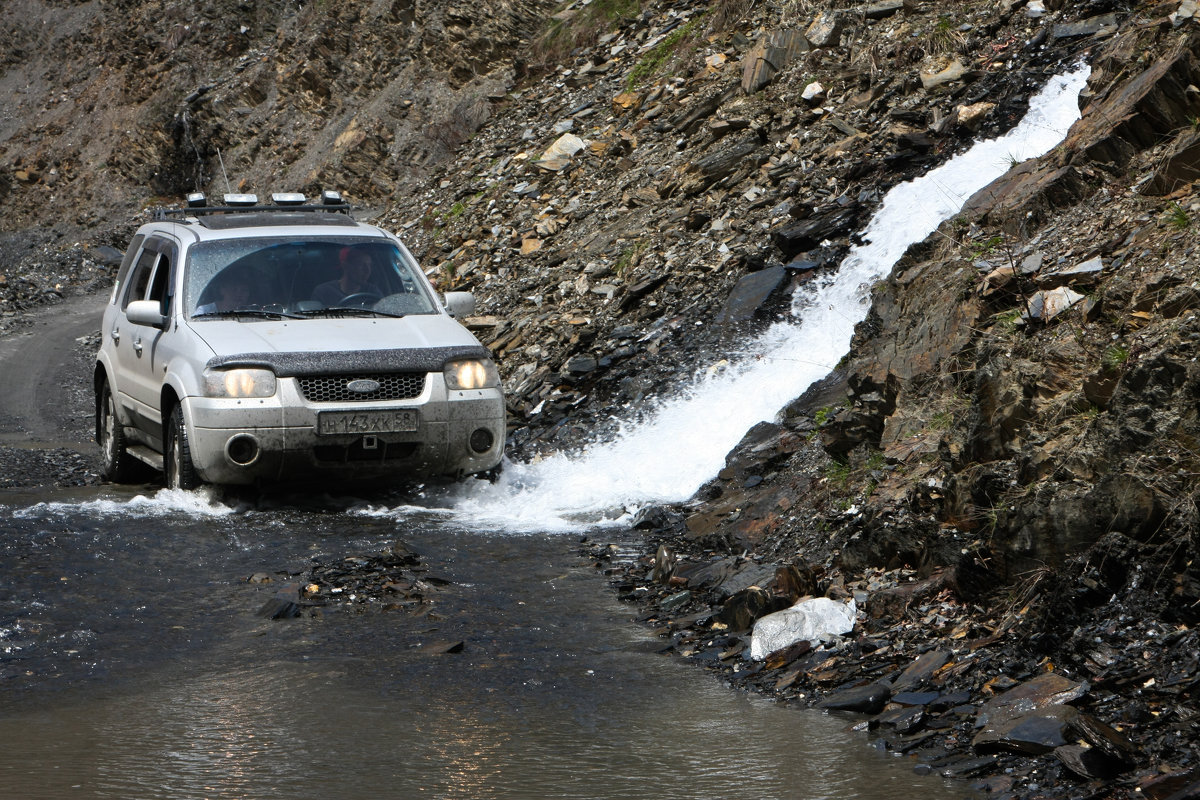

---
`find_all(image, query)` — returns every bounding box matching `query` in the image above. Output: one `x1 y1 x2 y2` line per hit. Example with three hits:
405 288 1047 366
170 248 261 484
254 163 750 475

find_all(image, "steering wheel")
339 292 381 308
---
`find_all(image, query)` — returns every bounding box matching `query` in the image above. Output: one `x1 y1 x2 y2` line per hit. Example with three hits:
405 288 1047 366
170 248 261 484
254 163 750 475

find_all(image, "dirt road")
0 291 107 487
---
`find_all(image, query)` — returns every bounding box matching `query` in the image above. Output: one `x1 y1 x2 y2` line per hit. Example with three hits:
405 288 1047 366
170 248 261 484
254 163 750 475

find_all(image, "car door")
111 236 178 449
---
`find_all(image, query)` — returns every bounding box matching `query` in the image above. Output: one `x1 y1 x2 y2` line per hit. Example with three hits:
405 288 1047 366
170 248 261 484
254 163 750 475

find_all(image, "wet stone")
891 648 951 692
939 755 998 779
816 681 893 714
892 690 940 706
973 704 1079 755
871 705 926 735
979 672 1088 720
1055 743 1123 780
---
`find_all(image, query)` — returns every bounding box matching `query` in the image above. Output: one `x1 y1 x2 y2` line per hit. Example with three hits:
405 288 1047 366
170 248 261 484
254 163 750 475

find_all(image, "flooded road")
1 484 971 800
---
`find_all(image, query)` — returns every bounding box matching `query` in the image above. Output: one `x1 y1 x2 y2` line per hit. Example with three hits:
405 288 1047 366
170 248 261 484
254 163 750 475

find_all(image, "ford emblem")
346 379 381 394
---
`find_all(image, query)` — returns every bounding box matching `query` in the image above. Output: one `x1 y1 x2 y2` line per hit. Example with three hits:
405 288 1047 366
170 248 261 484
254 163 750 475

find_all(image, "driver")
312 246 383 306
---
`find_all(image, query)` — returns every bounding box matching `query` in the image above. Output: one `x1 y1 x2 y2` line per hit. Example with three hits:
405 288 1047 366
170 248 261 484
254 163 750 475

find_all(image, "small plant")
970 234 1005 260
626 15 706 89
1166 201 1191 229
927 15 965 54
448 201 466 218
814 405 836 426
1102 343 1130 372
928 410 955 431
824 460 852 488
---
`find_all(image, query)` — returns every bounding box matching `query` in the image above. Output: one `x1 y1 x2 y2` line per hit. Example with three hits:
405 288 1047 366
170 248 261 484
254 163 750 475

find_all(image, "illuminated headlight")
444 359 500 390
203 368 277 398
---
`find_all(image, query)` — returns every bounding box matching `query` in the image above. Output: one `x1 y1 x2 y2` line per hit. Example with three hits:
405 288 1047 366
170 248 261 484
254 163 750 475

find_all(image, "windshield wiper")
294 307 407 319
192 308 301 320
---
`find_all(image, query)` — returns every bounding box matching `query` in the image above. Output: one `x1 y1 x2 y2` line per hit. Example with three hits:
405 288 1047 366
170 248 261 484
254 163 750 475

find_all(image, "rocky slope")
5 0 1200 797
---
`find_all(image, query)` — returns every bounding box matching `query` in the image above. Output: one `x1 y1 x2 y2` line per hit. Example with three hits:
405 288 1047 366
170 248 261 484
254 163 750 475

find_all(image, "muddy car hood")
189 314 485 360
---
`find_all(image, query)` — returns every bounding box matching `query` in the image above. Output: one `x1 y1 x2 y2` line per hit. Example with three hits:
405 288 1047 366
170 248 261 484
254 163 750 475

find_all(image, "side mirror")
126 299 167 329
443 291 475 318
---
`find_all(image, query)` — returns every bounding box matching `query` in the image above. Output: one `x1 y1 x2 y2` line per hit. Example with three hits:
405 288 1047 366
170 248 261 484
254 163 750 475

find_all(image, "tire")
97 382 137 483
165 404 202 490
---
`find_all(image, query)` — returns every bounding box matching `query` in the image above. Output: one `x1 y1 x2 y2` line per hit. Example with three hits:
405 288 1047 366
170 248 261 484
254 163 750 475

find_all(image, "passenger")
313 247 383 306
195 273 251 315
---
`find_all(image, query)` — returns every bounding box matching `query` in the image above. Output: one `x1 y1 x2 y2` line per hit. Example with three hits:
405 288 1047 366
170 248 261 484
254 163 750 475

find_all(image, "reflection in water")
0 504 972 800
1 659 967 800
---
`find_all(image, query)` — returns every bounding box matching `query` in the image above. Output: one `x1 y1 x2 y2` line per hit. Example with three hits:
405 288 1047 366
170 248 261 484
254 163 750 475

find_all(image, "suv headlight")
444 358 500 390
204 368 277 398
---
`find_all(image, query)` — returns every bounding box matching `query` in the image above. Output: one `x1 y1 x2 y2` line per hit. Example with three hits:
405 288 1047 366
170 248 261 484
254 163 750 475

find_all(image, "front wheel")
97 382 137 482
165 405 202 490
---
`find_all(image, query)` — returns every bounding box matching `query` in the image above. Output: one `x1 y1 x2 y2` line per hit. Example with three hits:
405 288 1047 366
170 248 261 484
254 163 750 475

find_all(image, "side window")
147 251 174 316
110 234 145 305
122 249 158 310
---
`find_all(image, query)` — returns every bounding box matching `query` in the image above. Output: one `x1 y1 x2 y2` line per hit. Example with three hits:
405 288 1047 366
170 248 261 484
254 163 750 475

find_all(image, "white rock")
750 597 857 660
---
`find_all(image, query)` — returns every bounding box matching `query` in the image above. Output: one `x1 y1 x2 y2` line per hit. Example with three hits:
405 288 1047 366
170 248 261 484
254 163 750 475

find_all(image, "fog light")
227 434 260 466
468 428 494 454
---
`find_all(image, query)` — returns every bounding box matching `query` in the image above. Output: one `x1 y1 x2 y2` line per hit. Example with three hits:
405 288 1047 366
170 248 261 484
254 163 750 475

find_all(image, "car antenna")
216 148 232 194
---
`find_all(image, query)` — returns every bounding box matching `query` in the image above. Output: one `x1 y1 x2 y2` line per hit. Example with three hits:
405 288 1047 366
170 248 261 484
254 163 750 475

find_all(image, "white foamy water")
13 488 236 520
424 65 1091 532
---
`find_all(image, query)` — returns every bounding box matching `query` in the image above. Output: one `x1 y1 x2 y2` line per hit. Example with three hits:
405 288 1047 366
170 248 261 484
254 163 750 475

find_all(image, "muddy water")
0 485 972 799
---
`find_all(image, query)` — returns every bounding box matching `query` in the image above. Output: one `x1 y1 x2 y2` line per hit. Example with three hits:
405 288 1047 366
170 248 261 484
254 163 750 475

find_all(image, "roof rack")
152 190 351 220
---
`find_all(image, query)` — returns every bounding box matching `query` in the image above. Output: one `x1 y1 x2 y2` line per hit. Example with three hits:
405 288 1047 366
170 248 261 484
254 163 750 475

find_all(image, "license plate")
318 409 418 435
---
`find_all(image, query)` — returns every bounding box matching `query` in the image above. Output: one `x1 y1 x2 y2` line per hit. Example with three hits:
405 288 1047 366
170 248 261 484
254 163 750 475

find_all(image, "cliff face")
0 0 554 232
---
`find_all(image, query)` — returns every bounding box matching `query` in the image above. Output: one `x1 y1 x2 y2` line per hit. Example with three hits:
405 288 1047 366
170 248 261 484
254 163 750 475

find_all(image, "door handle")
133 337 143 356
110 326 120 344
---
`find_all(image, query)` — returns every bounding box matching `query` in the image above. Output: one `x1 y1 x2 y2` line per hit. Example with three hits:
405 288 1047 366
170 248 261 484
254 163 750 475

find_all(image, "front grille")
298 373 427 403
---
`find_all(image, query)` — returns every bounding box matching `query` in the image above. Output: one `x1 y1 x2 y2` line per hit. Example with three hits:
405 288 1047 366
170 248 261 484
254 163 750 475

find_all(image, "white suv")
94 192 506 489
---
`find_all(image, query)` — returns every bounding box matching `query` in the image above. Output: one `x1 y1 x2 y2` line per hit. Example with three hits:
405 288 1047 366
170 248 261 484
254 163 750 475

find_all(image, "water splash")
14 487 236 520
415 64 1091 533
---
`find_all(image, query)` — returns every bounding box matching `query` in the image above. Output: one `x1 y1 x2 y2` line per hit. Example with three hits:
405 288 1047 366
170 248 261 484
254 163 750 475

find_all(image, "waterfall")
418 66 1092 532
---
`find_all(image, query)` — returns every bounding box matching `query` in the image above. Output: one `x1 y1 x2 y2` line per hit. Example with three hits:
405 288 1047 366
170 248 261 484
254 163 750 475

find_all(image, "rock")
868 567 957 619
864 0 906 20
816 680 892 714
741 29 808 93
538 133 587 171
919 59 967 91
973 704 1080 755
1037 256 1104 289
1052 13 1119 40
979 673 1088 721
872 704 926 734
749 597 857 659
801 81 826 106
715 266 787 325
1023 286 1085 322
1172 0 1199 26
717 586 789 632
256 596 300 619
805 11 843 48
773 203 862 257
955 101 995 132
1142 130 1200 195
677 133 764 195
891 649 952 692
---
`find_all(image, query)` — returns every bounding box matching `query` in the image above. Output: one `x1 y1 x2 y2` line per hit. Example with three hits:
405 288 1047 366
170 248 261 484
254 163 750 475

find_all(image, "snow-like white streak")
422 65 1091 533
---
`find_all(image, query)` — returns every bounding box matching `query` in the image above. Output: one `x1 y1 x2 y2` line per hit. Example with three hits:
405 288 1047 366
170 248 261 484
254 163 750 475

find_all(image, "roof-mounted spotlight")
185 192 207 208
271 192 307 206
223 193 258 207
321 190 344 205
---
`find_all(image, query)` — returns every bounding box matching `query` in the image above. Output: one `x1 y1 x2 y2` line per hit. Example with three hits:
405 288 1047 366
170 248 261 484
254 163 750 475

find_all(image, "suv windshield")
185 237 438 318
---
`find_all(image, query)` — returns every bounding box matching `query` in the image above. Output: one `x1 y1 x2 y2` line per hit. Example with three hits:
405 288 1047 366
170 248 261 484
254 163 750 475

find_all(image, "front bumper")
182 375 505 485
